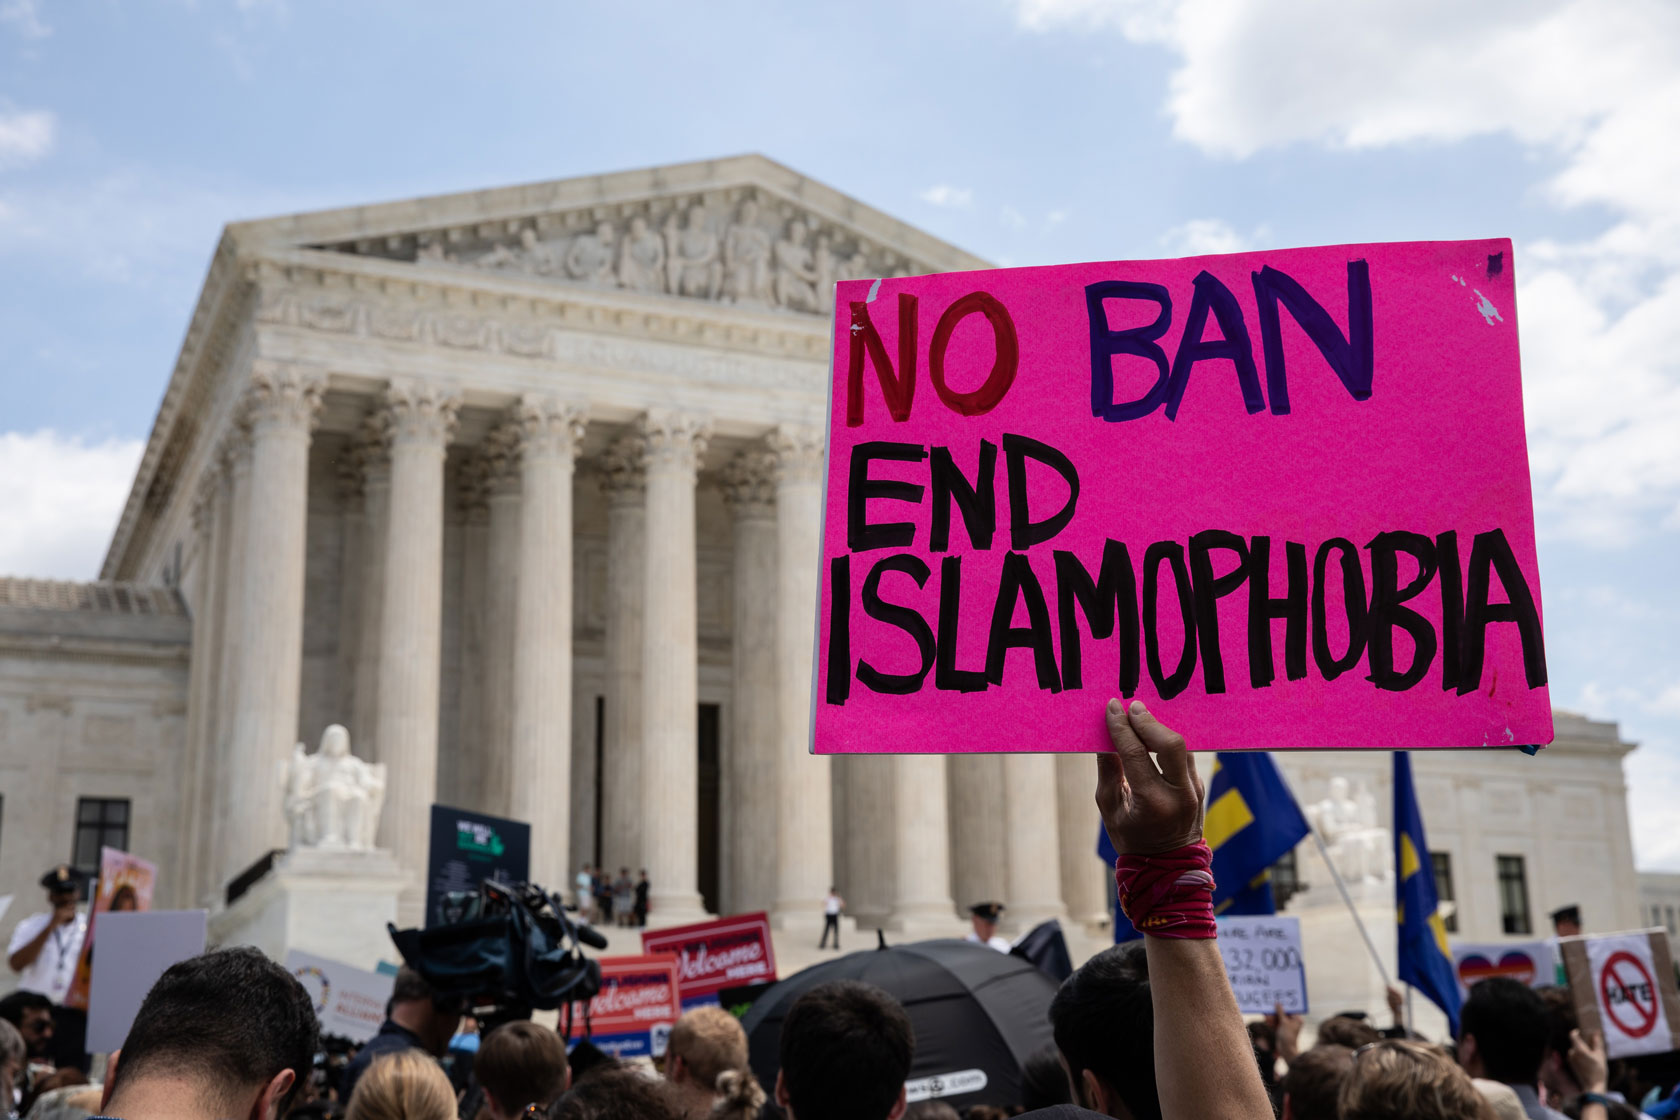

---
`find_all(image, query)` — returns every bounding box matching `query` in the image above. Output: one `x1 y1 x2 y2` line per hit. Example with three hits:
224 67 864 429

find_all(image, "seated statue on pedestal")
284 725 387 851
1309 776 1392 884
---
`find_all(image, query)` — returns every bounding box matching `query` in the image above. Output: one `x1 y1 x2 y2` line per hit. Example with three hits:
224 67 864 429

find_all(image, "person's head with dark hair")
0 989 55 1058
1315 1015 1382 1050
109 884 140 912
1533 985 1584 1100
387 965 464 1057
98 946 319 1120
1048 941 1160 1120
1281 1044 1353 1120
1019 1042 1074 1111
776 980 914 1120
475 1020 569 1120
900 1102 959 1120
1458 978 1550 1089
547 1065 682 1120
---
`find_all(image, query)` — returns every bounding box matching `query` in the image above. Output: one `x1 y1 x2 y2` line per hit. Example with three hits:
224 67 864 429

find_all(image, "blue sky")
2 0 1677 865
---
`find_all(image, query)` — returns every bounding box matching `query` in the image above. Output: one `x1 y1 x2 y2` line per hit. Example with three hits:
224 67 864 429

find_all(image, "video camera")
386 879 605 1019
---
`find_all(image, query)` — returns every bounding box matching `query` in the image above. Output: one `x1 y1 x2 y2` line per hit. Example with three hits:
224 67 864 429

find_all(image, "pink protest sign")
814 239 1551 753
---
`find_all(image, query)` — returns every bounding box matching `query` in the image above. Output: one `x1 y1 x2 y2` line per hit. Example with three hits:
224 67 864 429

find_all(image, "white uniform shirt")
7 909 88 1004
824 894 843 916
965 930 1011 953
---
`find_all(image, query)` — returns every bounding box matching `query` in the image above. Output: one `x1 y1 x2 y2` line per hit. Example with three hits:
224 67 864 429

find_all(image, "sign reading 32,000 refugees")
813 240 1551 754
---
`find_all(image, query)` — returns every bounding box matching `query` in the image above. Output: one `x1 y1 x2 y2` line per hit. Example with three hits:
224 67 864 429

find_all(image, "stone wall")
0 580 191 921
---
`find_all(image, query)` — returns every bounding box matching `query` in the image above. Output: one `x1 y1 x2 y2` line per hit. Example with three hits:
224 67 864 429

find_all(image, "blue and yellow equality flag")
1099 752 1310 941
1394 750 1462 1034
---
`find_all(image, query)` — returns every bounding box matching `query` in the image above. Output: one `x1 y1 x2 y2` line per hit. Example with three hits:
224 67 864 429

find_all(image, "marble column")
509 395 587 893
179 468 223 906
452 457 493 813
839 756 897 928
209 433 252 891
351 418 392 760
639 410 711 924
948 755 1007 912
374 380 459 923
769 424 830 929
1057 753 1111 929
1003 754 1069 931
225 362 324 872
598 436 646 875
480 428 520 817
888 755 959 932
721 449 778 915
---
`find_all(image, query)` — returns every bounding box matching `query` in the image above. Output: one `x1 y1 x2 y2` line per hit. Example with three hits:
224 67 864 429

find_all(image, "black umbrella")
741 938 1060 1112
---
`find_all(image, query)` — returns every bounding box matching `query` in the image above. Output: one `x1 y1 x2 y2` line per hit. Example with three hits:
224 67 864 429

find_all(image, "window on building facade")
1432 851 1458 933
1272 848 1302 909
1667 906 1677 936
1497 855 1531 935
72 798 130 875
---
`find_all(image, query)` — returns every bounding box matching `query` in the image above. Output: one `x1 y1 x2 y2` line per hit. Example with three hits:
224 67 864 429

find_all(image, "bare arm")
1098 699 1274 1120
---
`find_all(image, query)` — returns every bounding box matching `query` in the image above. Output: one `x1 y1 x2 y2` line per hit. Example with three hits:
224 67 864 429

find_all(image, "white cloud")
1015 0 1680 545
0 0 50 39
919 184 974 209
0 104 54 169
1160 217 1251 256
0 430 143 580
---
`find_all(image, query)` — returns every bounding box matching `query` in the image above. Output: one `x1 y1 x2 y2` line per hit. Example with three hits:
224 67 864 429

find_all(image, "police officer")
965 901 1010 952
5 866 87 1007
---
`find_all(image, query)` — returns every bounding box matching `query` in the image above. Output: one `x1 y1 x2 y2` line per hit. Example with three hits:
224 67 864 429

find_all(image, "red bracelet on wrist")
1114 839 1217 940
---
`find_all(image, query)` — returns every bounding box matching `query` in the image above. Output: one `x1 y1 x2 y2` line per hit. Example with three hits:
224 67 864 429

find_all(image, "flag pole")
1306 824 1394 990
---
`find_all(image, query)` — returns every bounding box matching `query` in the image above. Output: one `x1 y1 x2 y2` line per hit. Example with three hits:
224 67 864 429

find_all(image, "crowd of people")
3 699 1679 1120
572 867 649 929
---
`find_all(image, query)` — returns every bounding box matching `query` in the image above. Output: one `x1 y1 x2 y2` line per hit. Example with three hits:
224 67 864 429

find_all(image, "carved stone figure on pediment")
846 249 872 280
813 233 840 306
665 206 720 299
566 221 617 285
722 198 773 305
416 239 451 265
617 215 666 293
518 228 561 275
773 219 821 312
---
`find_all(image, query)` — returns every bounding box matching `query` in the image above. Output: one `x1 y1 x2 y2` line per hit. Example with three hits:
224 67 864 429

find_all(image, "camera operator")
341 966 463 1101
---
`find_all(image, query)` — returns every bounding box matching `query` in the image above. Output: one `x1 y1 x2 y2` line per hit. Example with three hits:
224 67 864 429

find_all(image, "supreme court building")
0 156 1651 956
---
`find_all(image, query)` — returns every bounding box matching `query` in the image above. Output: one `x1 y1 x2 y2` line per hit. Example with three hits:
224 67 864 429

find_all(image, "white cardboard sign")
86 910 208 1053
284 949 394 1043
1218 915 1308 1015
1561 930 1680 1059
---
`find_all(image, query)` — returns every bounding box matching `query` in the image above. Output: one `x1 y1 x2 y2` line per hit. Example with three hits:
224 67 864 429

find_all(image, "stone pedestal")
209 848 408 971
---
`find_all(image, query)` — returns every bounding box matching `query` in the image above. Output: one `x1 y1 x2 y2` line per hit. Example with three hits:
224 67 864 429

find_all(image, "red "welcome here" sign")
641 912 778 1006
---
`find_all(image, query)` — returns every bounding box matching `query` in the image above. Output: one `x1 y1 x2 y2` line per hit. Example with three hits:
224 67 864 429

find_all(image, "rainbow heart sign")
1451 941 1556 997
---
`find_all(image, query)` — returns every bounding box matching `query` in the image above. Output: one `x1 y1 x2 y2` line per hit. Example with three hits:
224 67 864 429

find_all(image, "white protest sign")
284 949 394 1043
1450 940 1557 999
1218 915 1308 1014
1561 930 1680 1059
86 910 208 1053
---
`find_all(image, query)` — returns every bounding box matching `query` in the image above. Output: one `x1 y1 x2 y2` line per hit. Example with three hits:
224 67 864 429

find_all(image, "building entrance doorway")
697 703 721 914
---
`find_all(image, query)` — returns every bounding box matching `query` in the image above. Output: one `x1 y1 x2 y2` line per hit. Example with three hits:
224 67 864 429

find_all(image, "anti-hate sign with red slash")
567 954 681 1060
1561 931 1680 1059
641 912 778 1008
814 239 1552 753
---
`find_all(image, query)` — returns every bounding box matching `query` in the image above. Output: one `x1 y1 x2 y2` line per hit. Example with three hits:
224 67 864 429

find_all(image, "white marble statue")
722 199 772 305
617 215 666 293
665 206 720 298
1309 776 1391 884
565 221 617 285
284 724 387 851
774 219 820 312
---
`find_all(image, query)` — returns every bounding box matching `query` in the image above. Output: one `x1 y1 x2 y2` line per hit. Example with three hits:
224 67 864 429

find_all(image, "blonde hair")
1338 1039 1496 1120
709 1068 767 1120
668 1006 749 1090
346 1051 457 1120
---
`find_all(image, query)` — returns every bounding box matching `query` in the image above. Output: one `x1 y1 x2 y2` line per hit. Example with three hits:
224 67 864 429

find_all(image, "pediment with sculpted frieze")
308 184 934 316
